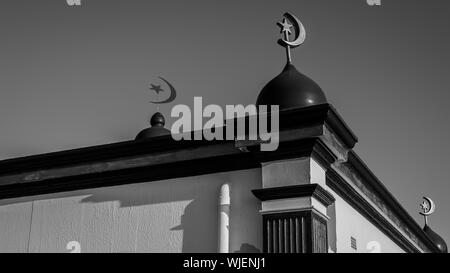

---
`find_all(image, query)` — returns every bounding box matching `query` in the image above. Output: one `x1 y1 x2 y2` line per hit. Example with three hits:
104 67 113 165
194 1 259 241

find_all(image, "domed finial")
150 112 165 127
255 12 326 111
419 197 448 253
277 12 306 64
135 112 171 140
256 63 327 110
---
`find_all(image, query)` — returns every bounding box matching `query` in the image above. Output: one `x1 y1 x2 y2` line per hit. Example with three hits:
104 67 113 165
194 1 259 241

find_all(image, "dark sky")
1 0 449 246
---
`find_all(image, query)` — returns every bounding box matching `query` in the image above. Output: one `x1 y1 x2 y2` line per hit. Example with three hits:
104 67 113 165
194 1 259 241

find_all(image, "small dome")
256 62 327 111
135 112 171 140
424 225 448 253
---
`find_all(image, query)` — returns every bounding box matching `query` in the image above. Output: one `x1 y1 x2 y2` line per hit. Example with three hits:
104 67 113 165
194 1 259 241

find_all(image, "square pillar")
252 183 335 253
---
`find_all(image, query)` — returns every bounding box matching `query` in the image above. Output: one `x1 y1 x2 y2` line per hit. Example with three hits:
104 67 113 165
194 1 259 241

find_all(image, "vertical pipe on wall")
218 184 230 253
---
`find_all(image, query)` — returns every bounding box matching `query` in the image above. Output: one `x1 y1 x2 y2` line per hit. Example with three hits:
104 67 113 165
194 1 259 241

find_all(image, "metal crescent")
150 77 177 104
277 12 306 48
421 196 436 216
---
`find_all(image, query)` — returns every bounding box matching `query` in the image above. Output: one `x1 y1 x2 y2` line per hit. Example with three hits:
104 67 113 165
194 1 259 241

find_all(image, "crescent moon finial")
419 196 436 226
277 12 306 64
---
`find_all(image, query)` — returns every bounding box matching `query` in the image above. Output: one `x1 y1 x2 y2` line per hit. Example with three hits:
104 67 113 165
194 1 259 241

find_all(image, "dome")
256 62 327 111
135 112 171 140
423 225 448 253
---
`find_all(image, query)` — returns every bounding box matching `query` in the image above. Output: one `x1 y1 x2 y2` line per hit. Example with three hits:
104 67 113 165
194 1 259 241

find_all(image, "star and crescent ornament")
148 77 177 104
277 12 306 64
419 196 436 226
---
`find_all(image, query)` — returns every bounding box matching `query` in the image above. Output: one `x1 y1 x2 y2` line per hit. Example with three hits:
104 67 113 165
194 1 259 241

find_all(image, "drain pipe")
218 183 230 253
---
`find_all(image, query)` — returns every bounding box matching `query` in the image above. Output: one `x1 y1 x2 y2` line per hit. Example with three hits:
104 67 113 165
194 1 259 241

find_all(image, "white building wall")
0 163 412 253
0 168 262 253
307 158 406 253
332 192 405 253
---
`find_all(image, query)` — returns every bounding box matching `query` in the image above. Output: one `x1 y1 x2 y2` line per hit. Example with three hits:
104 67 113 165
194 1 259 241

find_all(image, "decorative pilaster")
252 183 335 253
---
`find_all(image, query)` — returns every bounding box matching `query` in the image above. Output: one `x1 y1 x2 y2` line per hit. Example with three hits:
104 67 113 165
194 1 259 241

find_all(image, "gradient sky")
1 0 449 244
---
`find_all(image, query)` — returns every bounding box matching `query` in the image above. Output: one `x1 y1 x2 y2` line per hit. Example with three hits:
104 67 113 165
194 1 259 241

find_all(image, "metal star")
277 18 292 36
149 84 164 94
420 201 429 213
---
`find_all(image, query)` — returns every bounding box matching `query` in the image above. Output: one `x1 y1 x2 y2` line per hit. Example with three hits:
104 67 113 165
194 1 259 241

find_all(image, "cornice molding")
326 168 439 253
0 104 353 176
0 152 260 200
278 104 358 149
252 183 335 207
344 150 440 253
0 134 340 201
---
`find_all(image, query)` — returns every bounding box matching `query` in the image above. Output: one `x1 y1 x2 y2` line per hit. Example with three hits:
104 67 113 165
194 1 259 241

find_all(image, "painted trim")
252 184 335 207
0 153 259 200
0 104 355 177
278 104 358 149
0 137 334 200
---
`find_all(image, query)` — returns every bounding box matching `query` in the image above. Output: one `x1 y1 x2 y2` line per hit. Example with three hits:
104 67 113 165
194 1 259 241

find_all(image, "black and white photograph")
0 0 448 267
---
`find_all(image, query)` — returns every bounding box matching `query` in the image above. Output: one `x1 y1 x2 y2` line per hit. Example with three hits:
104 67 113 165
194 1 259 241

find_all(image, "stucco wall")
331 191 405 253
0 168 262 253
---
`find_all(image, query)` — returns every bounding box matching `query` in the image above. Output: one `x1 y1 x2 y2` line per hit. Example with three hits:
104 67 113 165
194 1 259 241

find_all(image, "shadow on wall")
234 243 261 253
170 200 261 253
170 199 217 253
0 170 262 253
81 176 220 252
